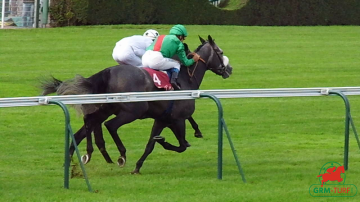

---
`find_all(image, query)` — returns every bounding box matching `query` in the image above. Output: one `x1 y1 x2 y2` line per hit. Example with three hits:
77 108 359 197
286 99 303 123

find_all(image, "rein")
187 52 206 78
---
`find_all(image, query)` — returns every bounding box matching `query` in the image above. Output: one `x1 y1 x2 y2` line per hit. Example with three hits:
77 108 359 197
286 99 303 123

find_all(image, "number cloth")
143 67 173 91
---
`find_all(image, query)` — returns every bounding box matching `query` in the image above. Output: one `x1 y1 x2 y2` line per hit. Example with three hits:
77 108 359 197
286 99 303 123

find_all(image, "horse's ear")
183 42 190 54
199 35 206 44
208 35 214 45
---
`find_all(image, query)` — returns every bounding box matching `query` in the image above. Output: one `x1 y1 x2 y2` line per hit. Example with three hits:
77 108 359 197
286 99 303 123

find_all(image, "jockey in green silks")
142 24 200 90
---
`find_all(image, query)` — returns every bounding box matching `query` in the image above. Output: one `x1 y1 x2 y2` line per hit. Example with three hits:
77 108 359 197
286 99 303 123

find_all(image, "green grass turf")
1 25 360 201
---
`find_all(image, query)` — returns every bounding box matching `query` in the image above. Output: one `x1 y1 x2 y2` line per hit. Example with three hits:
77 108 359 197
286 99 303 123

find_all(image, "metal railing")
2 87 360 107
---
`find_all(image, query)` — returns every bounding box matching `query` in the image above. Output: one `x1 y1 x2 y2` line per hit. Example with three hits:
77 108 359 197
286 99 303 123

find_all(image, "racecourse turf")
1 25 360 201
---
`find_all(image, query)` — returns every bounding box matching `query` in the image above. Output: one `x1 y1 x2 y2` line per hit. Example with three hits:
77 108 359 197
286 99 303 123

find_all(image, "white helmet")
143 29 159 41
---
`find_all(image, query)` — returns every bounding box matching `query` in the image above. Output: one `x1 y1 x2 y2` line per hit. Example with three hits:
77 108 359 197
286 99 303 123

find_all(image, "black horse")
41 35 232 174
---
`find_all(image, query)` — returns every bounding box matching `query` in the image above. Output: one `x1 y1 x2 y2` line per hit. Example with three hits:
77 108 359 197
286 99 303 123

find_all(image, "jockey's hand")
192 53 201 62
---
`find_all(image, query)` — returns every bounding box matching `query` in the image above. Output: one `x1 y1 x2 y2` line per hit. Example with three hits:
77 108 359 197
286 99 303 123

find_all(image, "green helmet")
169 24 188 37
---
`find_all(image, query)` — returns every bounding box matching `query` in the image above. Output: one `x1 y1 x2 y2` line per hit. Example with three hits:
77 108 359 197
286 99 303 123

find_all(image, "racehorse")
40 35 232 174
41 42 203 165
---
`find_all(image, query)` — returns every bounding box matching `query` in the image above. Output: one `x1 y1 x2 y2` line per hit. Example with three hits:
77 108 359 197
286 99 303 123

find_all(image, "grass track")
1 25 360 201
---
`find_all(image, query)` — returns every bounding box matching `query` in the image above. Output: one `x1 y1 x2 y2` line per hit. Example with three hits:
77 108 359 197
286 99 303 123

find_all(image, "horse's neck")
179 44 212 90
192 63 207 88
179 63 207 90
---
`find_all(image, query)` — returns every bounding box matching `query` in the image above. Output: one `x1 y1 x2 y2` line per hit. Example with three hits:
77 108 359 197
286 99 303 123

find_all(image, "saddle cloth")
143 67 173 91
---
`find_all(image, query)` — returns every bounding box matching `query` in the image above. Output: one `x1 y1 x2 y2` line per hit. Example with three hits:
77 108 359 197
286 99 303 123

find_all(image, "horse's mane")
194 41 208 53
184 41 208 61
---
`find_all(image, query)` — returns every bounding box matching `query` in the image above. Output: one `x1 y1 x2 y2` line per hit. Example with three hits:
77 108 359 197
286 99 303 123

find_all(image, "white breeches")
142 50 180 71
112 46 143 68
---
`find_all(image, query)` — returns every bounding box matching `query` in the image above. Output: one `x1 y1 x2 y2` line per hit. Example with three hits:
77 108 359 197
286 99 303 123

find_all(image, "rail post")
200 93 246 182
48 100 93 192
328 91 360 170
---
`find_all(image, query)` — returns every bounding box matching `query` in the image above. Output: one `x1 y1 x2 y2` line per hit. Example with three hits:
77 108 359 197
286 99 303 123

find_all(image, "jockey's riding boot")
170 71 181 90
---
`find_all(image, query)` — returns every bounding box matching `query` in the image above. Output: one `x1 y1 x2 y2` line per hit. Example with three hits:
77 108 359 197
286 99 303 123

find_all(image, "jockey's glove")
192 53 201 62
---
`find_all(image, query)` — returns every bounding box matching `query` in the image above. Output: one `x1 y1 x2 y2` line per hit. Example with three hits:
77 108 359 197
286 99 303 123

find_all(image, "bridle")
208 45 227 75
187 42 227 79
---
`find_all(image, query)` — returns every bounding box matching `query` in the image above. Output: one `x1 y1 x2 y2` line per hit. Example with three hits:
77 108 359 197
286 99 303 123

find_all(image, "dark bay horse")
41 54 203 166
41 35 232 174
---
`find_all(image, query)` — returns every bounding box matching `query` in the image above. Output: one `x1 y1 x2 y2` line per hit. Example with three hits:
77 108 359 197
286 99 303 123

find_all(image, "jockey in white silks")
112 29 159 67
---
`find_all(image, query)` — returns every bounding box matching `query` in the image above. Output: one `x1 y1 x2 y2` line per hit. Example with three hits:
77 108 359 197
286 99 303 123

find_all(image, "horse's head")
195 35 233 79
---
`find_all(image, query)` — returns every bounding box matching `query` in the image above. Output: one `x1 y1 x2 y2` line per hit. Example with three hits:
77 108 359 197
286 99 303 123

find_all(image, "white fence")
2 87 360 107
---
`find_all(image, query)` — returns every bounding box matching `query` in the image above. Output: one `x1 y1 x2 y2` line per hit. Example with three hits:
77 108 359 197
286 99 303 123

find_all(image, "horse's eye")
216 49 223 55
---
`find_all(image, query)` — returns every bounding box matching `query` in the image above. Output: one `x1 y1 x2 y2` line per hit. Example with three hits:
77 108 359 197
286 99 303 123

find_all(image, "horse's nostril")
227 66 233 75
222 74 229 79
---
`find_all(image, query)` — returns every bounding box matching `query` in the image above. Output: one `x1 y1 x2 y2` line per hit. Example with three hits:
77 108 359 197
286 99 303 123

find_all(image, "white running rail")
1 87 360 108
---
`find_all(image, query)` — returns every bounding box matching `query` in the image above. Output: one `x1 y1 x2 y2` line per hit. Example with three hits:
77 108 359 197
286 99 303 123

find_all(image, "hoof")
81 154 90 164
101 153 114 164
106 159 114 164
185 142 191 147
194 132 203 138
117 156 126 167
131 170 141 175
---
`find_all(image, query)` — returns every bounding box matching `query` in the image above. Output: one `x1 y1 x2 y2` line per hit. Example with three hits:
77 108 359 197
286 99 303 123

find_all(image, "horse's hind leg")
93 124 113 163
188 116 203 138
155 119 188 152
104 110 142 167
82 119 95 164
69 125 86 159
82 109 113 164
132 120 167 174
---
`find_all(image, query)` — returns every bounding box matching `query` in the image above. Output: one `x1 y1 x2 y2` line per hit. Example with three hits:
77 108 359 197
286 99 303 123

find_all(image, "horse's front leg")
188 116 203 138
155 119 189 152
131 120 167 174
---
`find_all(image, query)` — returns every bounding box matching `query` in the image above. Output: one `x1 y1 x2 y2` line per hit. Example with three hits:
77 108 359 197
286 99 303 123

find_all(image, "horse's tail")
39 75 63 96
39 75 92 96
39 68 112 115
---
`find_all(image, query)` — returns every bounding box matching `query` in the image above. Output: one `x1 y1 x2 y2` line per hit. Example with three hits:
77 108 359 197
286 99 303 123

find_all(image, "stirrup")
171 82 181 90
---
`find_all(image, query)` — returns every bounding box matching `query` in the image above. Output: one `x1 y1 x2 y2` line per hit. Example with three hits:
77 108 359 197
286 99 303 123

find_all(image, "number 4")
153 73 161 85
